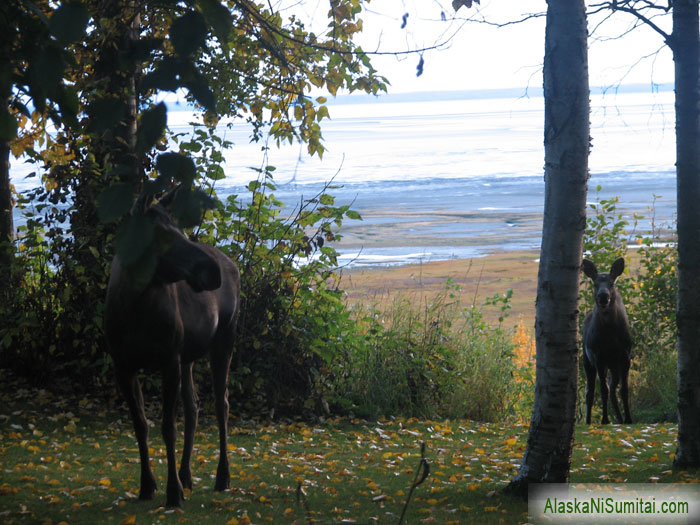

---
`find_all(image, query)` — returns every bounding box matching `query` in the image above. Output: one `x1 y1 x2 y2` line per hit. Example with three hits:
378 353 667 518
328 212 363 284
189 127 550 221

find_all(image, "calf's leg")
162 359 185 507
620 361 632 424
584 352 596 425
608 370 624 424
210 339 234 491
598 366 611 425
116 367 157 500
179 362 199 490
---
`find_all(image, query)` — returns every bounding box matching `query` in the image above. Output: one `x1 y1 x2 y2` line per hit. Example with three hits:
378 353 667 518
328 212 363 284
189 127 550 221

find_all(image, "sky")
298 0 675 95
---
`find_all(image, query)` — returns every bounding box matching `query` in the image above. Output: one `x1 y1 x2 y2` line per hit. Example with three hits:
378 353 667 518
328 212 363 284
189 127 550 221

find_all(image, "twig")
398 441 431 525
296 482 313 525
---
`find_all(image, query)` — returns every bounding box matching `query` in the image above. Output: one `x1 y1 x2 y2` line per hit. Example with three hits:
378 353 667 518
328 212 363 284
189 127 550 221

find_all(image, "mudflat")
338 250 540 326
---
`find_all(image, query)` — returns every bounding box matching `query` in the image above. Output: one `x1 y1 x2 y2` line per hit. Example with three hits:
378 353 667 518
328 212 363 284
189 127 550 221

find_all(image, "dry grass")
339 250 540 326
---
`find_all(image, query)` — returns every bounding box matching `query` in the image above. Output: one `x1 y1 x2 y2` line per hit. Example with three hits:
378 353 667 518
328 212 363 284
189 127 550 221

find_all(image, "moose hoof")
139 474 157 500
166 487 185 508
214 473 230 492
139 490 156 501
178 468 193 491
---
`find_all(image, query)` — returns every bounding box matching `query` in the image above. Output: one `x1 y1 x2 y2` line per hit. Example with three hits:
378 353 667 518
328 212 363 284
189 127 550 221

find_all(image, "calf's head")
129 188 221 293
582 257 624 311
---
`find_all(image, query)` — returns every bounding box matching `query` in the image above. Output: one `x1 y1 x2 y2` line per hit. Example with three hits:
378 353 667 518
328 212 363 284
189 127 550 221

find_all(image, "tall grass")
329 281 536 422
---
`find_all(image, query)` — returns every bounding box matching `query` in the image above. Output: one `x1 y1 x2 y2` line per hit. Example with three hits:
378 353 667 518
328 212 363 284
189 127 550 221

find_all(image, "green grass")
1 388 697 525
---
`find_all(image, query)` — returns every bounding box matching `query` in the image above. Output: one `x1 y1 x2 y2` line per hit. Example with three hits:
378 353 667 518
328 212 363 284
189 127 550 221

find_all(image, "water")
10 88 677 267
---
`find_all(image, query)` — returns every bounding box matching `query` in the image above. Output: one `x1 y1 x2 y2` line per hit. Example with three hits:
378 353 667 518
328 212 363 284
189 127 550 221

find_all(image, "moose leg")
620 361 632 424
210 344 234 491
598 366 610 425
584 352 596 425
178 362 198 491
162 359 185 507
608 370 624 424
116 367 157 500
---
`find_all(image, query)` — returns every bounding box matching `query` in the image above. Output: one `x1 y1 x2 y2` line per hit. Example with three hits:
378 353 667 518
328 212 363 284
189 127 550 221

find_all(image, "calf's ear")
610 257 625 281
582 259 597 280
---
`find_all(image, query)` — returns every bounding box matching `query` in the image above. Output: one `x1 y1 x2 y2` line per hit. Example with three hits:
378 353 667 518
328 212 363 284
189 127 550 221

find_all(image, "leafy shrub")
328 282 532 422
0 188 112 393
195 166 361 416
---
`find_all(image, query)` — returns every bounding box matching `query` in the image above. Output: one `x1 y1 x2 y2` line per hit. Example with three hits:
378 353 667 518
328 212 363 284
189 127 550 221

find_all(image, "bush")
328 282 534 422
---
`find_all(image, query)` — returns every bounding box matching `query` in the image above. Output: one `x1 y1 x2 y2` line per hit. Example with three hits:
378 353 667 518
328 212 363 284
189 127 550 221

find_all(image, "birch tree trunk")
673 0 700 469
505 0 589 497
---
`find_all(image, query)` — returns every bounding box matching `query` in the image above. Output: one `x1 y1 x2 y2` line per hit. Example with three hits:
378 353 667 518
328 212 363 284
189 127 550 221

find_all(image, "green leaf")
123 248 158 291
29 46 66 92
156 152 196 185
345 210 362 220
0 109 17 142
206 164 226 180
97 183 134 223
115 214 154 264
86 97 127 134
169 188 214 228
170 10 208 57
186 78 216 113
198 0 233 50
140 58 181 93
137 102 167 155
49 2 90 44
319 194 334 205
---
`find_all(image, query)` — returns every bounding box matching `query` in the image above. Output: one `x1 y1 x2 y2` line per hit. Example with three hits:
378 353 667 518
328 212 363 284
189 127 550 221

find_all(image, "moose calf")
105 189 240 507
582 257 632 425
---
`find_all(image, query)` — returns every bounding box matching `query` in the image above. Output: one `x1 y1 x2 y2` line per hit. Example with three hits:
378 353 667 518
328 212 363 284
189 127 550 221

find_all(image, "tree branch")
588 1 671 43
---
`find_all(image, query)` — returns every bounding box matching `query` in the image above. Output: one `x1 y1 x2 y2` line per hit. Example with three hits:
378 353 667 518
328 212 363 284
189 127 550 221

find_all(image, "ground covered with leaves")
0 385 694 524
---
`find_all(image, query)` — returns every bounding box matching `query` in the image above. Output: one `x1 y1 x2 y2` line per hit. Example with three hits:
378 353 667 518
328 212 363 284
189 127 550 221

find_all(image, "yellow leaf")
99 478 111 487
122 516 136 525
504 438 517 446
226 519 239 525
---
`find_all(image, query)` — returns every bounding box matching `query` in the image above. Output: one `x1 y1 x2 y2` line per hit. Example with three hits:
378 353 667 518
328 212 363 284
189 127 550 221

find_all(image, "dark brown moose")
104 191 240 507
581 257 632 425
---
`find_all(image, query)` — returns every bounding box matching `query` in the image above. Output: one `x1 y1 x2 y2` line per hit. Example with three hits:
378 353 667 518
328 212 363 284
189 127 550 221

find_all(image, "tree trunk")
505 0 589 498
0 138 13 289
673 0 700 469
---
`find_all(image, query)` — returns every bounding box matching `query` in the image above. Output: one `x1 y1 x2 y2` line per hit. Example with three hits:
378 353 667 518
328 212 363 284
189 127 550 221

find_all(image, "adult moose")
581 257 632 425
105 189 240 507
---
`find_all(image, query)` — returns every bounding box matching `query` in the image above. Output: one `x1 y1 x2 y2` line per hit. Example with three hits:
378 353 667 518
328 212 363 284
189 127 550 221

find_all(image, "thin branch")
451 11 546 28
588 1 671 42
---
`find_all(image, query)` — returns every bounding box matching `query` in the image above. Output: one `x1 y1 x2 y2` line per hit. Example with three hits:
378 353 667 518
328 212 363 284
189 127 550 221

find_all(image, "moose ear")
187 258 222 292
131 192 152 215
158 185 182 208
610 257 625 281
582 259 598 280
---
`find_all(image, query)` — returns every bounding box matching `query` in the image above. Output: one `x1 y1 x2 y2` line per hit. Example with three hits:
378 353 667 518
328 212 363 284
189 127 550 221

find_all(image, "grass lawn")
1 387 696 525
